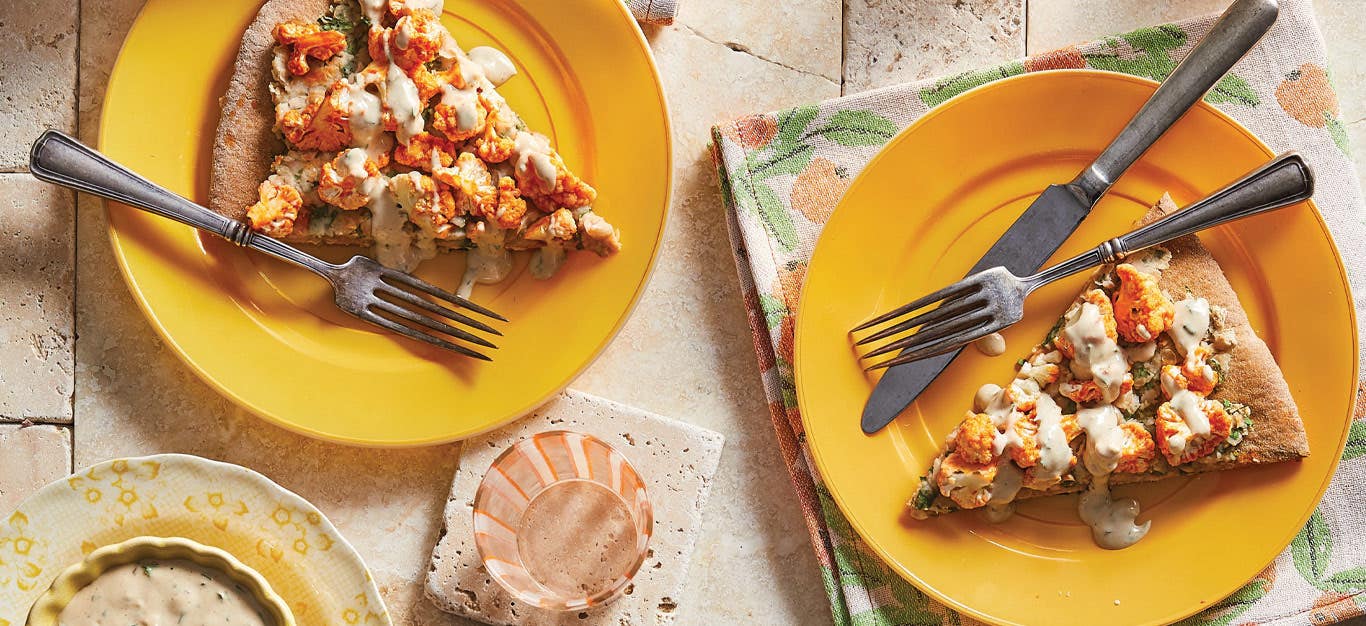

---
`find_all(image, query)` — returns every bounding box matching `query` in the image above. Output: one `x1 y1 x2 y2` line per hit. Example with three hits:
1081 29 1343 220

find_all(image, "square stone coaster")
425 389 725 625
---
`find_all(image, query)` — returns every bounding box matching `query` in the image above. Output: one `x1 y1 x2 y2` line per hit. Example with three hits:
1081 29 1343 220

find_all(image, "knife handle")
1071 0 1279 205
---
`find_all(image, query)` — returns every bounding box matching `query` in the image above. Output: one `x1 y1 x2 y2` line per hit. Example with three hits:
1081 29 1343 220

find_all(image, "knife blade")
860 0 1280 434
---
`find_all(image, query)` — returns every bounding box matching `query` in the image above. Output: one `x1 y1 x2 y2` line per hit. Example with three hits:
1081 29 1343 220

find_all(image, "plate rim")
795 69 1359 626
97 0 674 448
1 452 389 623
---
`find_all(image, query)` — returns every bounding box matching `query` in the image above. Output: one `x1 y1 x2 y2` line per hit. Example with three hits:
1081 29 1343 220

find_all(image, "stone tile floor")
0 0 1361 624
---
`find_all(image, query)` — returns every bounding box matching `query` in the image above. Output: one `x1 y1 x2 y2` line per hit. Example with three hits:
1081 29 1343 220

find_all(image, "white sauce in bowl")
57 560 273 625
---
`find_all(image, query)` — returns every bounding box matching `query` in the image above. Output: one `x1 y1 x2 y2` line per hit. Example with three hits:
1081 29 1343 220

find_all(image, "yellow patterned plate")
99 0 671 446
796 71 1357 625
0 454 387 626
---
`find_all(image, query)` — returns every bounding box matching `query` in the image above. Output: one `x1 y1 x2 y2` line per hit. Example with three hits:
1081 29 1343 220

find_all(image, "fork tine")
861 304 990 360
865 318 995 370
371 301 498 349
360 310 493 361
850 279 978 333
381 270 508 322
378 285 503 336
855 296 981 346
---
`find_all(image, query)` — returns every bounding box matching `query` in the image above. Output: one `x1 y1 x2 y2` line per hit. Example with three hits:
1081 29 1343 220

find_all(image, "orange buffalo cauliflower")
278 86 351 152
1060 374 1133 405
247 181 303 237
432 152 497 217
393 132 457 172
1008 411 1081 469
1112 263 1175 343
317 150 383 211
1156 398 1234 465
432 90 492 142
950 412 997 465
492 177 528 230
388 12 446 70
1053 289 1118 358
1114 421 1156 474
273 21 347 76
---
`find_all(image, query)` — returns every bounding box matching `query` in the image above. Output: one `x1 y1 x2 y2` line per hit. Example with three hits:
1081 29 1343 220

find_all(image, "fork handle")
1071 0 1279 204
28 130 335 277
1030 152 1313 287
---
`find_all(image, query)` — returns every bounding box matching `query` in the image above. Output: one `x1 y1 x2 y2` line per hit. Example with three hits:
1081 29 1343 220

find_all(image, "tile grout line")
70 0 81 475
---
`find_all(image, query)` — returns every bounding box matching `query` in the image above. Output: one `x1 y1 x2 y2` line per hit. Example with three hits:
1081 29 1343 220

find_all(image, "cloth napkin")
627 0 677 25
709 0 1366 624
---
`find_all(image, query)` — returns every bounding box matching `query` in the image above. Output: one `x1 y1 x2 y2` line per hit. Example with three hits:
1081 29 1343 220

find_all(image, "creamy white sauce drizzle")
1078 475 1150 549
1170 297 1211 357
973 332 1007 357
405 0 445 13
973 383 1003 413
342 148 369 178
359 0 387 26
57 560 271 625
1074 405 1150 549
468 46 518 87
386 60 425 143
1170 389 1211 435
529 245 568 279
983 462 1023 522
1062 301 1127 402
459 239 513 297
1033 395 1072 485
513 132 558 189
440 83 482 132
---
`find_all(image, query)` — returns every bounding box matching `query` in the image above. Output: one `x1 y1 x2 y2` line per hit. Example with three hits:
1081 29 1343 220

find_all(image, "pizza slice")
210 0 620 296
906 194 1309 548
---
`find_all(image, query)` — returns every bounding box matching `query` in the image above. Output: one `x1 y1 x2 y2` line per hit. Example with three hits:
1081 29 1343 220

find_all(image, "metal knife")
861 0 1280 434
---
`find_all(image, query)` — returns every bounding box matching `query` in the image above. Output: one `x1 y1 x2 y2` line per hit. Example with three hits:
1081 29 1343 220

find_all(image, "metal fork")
29 130 506 360
852 152 1313 371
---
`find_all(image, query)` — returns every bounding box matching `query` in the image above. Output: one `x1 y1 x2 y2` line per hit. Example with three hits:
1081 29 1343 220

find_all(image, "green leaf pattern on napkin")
711 10 1366 626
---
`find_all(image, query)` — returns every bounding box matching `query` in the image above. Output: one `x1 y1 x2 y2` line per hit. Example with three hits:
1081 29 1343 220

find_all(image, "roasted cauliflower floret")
246 181 302 237
273 21 347 76
1060 374 1133 405
387 12 447 71
278 85 351 152
1156 397 1234 465
936 452 997 509
392 132 457 172
391 172 459 238
1161 345 1219 398
432 152 497 217
387 0 441 17
432 90 492 142
472 110 516 163
1053 289 1118 358
514 141 598 210
579 212 622 257
1112 263 1175 343
1113 421 1157 474
491 176 527 230
525 208 578 242
950 412 997 465
1009 411 1081 469
317 150 383 210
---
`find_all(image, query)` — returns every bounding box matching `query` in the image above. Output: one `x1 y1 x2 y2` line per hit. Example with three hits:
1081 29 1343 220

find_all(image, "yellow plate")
0 454 387 625
796 71 1357 626
99 0 671 446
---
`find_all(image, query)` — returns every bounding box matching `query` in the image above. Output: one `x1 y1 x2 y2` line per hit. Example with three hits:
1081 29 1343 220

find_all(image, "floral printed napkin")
709 0 1366 624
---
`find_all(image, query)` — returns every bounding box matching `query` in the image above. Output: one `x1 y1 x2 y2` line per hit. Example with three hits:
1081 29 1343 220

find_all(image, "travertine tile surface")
1 0 1355 625
0 424 70 513
0 0 78 170
843 0 1025 94
0 177 74 423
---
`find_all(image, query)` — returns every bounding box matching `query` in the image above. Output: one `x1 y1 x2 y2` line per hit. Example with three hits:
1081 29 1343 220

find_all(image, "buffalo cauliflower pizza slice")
907 194 1309 549
211 0 620 296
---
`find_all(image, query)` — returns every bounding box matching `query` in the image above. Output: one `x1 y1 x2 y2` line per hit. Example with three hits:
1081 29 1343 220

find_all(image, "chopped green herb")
1131 362 1151 382
1059 397 1078 414
1015 358 1027 368
317 15 351 31
140 561 159 577
425 59 443 72
911 474 936 510
1044 315 1066 346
